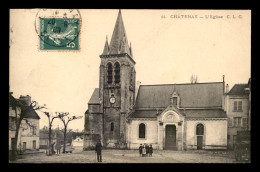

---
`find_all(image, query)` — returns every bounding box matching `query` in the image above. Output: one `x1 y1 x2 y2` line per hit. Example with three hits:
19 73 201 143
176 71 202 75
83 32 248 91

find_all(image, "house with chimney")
9 94 40 152
224 79 251 150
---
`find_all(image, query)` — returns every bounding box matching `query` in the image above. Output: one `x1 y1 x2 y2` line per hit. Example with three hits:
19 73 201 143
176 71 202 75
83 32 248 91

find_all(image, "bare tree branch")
57 112 82 153
31 101 47 111
9 96 46 161
190 74 199 84
23 119 33 129
42 111 60 156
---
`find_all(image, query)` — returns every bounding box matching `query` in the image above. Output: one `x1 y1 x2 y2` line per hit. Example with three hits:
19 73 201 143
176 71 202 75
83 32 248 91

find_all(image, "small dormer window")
244 88 250 94
170 91 179 107
172 97 177 106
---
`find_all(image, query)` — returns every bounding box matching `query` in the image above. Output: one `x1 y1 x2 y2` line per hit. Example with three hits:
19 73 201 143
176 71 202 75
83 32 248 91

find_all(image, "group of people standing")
94 142 154 162
46 142 62 155
139 144 153 157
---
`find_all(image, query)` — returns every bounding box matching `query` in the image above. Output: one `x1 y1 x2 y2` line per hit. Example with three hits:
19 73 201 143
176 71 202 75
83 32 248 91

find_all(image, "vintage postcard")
9 9 251 163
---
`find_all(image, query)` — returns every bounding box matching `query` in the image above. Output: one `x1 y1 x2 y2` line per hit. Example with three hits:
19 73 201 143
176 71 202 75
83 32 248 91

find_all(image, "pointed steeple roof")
102 35 110 55
109 10 131 56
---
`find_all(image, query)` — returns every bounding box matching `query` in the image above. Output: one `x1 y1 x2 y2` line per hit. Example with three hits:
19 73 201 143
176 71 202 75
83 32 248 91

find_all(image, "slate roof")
227 84 249 95
185 109 227 118
9 93 40 119
101 10 132 57
88 88 100 104
135 82 224 109
109 10 130 55
102 36 110 55
129 109 227 119
9 93 17 107
24 108 40 119
129 110 161 118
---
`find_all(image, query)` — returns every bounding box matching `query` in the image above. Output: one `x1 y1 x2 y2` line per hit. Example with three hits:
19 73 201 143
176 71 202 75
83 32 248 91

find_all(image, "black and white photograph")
9 9 251 163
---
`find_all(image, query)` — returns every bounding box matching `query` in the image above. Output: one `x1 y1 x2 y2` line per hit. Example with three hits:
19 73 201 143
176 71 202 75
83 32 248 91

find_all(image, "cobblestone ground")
13 148 242 163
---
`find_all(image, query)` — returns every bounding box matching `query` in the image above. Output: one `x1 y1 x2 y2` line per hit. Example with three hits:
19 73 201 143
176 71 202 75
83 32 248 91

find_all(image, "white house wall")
19 118 40 150
185 119 227 150
128 119 158 149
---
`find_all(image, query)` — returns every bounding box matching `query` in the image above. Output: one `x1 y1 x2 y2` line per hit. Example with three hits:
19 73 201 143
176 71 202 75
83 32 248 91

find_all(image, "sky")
9 9 251 131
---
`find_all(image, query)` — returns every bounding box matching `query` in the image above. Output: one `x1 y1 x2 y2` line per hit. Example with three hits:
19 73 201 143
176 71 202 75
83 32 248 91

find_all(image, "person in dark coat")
55 141 61 154
149 144 153 157
145 144 149 157
51 142 56 154
95 142 102 162
139 144 143 157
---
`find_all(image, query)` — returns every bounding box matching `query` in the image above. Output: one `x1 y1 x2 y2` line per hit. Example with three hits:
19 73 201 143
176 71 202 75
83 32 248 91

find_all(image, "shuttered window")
234 101 238 111
234 101 242 111
238 101 242 111
242 118 247 127
32 126 36 135
228 118 233 127
234 117 242 127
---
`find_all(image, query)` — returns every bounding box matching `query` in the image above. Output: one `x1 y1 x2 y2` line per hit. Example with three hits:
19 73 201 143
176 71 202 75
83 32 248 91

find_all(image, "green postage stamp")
39 18 80 50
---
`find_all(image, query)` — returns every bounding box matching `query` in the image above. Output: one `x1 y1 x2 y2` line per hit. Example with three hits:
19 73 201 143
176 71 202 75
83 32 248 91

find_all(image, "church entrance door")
165 125 177 150
197 136 203 150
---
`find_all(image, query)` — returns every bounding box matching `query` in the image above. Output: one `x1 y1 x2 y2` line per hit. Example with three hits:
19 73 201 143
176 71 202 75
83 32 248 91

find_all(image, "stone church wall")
83 113 103 149
104 108 121 147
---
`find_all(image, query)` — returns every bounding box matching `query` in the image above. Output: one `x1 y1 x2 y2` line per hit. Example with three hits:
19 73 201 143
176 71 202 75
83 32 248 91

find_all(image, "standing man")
51 142 56 155
145 144 149 157
139 144 143 157
95 141 102 162
149 144 153 157
56 141 61 154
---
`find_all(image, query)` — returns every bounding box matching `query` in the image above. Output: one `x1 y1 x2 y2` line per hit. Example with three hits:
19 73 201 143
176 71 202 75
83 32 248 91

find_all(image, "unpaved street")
13 149 241 163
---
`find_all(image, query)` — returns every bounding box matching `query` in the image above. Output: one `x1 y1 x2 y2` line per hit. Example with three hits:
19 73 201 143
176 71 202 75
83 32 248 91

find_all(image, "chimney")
222 75 225 94
19 95 31 106
226 84 229 93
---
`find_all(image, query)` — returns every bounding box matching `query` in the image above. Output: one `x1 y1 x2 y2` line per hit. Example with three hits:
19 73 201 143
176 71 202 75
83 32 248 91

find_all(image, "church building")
84 10 228 150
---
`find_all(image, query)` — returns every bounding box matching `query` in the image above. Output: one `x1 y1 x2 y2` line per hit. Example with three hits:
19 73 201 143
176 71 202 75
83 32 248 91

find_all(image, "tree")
57 112 82 153
9 94 46 161
43 111 60 156
190 74 198 84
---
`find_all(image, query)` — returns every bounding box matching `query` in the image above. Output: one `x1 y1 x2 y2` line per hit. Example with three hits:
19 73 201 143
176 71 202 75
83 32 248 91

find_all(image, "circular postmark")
35 9 82 50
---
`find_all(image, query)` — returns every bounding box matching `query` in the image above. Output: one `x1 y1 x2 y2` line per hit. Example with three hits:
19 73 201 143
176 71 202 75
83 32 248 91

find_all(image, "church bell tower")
99 10 136 148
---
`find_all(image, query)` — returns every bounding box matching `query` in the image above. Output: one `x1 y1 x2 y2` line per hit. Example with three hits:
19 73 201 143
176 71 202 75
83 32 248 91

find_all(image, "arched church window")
196 124 204 135
139 123 145 138
114 62 120 83
107 63 113 84
110 122 114 131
